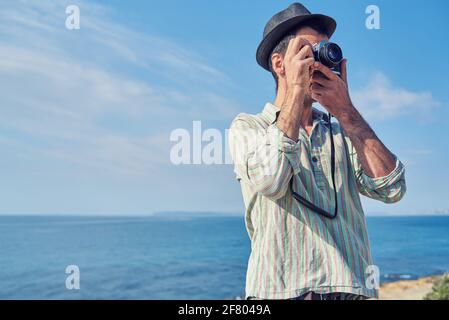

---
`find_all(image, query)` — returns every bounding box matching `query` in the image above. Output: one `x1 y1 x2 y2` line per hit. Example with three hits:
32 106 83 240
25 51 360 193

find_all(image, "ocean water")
1 215 449 299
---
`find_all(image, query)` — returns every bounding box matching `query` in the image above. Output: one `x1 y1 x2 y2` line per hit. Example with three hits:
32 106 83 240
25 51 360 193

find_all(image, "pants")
247 291 367 300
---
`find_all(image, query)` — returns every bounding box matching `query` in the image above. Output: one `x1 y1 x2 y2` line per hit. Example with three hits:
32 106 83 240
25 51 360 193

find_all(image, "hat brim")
256 14 337 71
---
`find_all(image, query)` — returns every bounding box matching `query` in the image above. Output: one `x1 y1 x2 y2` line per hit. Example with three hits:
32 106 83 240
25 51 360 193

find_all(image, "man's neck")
274 89 313 131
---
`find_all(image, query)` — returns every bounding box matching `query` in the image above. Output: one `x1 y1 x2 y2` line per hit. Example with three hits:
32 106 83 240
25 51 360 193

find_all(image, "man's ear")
271 53 284 78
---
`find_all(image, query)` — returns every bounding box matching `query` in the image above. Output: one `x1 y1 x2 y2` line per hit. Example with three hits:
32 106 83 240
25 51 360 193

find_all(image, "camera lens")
326 43 343 63
313 41 344 68
315 42 343 68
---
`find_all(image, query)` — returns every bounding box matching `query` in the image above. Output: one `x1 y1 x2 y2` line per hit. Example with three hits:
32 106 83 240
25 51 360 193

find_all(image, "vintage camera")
312 41 343 76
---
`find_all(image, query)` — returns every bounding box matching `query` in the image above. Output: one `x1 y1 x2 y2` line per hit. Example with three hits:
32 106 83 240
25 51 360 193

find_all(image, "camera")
312 41 343 76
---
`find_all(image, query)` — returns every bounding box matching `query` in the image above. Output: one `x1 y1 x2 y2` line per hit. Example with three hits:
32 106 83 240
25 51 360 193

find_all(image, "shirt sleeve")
228 115 303 200
343 133 407 204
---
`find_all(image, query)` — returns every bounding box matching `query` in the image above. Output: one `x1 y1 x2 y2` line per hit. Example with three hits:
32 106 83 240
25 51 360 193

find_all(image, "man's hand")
276 37 315 141
283 37 315 90
310 59 397 178
309 59 353 120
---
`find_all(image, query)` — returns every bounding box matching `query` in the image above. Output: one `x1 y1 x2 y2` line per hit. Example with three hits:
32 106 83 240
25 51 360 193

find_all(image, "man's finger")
313 61 336 80
296 43 313 60
286 36 312 59
310 71 330 86
311 92 322 102
341 59 348 84
302 57 315 67
310 83 325 93
285 36 301 59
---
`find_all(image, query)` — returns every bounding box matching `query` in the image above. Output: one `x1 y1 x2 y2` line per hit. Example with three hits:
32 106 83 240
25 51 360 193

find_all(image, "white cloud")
0 0 240 179
352 72 440 120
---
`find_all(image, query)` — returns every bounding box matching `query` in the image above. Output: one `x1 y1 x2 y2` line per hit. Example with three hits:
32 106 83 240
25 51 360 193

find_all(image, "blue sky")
0 0 448 215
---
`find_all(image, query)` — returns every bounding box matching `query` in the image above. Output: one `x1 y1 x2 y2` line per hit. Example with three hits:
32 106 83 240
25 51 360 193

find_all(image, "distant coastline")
151 211 243 218
0 210 449 218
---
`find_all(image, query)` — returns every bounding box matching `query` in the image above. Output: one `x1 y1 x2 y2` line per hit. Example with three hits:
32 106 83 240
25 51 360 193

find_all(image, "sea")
1 215 449 299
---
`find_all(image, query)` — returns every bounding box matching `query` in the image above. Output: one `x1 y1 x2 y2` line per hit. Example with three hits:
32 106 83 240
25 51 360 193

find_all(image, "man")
228 3 406 300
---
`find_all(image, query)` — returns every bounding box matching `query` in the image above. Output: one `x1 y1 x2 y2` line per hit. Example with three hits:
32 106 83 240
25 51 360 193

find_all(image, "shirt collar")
262 102 328 124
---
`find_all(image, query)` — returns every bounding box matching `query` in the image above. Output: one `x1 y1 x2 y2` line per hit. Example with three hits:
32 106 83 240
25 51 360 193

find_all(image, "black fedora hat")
256 2 337 71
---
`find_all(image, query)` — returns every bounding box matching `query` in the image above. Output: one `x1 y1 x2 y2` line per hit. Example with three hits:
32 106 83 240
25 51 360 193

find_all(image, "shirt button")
312 156 318 163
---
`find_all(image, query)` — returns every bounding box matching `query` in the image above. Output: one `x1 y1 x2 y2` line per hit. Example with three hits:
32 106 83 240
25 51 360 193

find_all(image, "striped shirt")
228 102 406 299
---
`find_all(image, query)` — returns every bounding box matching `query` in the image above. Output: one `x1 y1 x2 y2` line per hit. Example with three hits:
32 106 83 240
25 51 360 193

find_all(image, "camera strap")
290 113 338 219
